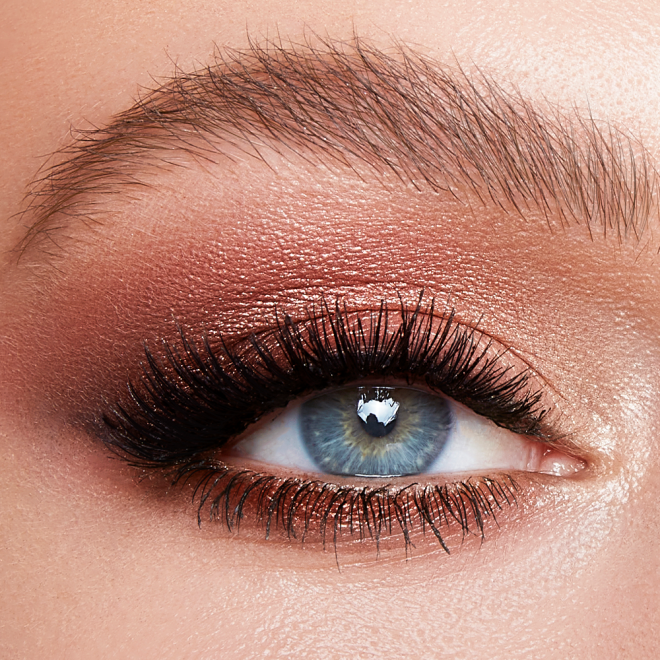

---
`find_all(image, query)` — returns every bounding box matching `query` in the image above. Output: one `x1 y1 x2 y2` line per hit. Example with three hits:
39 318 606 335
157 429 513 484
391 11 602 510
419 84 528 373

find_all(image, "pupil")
356 389 400 438
360 412 397 437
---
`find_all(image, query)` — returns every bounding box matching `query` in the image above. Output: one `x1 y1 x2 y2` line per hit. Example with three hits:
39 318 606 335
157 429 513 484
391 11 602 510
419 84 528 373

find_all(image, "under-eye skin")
102 294 582 553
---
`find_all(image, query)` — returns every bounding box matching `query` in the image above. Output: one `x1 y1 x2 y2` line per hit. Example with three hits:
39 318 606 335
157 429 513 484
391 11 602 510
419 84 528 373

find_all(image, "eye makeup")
103 293 552 464
100 293 582 554
177 465 522 555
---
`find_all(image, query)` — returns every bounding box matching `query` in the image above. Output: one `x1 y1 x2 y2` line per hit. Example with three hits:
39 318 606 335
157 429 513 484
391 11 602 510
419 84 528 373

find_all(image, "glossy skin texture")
1 1 660 658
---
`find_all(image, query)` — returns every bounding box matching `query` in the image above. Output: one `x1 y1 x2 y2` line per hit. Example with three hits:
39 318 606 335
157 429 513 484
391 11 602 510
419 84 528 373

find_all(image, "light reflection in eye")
229 385 582 477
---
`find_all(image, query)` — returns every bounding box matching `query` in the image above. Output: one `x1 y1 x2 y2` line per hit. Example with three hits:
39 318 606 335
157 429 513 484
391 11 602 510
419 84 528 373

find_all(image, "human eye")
101 295 583 556
231 385 564 477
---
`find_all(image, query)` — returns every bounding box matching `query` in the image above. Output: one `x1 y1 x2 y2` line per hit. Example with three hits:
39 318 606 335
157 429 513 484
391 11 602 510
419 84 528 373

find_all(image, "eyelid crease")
16 35 658 260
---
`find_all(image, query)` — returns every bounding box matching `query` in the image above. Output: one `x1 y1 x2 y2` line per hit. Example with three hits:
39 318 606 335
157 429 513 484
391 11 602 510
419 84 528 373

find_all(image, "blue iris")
299 386 453 476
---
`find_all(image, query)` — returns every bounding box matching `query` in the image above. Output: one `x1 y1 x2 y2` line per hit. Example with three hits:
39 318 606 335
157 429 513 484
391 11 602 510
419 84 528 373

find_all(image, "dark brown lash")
176 462 520 556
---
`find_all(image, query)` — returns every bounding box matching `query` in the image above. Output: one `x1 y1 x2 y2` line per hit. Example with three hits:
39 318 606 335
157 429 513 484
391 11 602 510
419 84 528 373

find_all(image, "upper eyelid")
15 37 658 261
101 295 559 469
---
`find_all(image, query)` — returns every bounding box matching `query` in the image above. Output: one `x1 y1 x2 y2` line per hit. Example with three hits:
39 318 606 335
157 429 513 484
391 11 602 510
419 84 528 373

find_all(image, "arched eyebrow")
17 38 658 255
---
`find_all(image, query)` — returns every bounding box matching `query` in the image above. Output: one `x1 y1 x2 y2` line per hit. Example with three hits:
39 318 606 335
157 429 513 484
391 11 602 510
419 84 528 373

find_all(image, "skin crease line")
2 3 660 658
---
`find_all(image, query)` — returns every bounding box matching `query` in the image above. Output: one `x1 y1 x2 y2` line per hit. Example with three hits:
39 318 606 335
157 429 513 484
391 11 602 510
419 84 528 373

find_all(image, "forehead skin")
1 1 660 659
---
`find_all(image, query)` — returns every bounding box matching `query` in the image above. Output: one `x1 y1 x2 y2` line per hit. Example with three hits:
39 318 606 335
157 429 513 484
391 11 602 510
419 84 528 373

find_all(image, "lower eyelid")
171 460 569 558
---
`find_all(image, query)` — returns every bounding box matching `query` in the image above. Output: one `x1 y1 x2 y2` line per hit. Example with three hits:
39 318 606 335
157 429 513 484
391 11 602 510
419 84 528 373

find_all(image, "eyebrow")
17 37 658 255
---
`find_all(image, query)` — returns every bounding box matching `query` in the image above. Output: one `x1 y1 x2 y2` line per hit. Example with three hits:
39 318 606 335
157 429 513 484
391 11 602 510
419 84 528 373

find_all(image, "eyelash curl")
102 293 550 553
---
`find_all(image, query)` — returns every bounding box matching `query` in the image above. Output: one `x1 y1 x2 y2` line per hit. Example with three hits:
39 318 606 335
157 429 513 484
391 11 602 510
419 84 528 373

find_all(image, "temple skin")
1 1 660 659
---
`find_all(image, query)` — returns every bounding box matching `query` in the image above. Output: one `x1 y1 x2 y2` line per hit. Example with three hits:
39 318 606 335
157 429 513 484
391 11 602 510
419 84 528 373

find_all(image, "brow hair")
16 37 658 254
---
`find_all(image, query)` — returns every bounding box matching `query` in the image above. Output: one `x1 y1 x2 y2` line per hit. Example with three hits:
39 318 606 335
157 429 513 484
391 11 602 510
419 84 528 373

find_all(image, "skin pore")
1 1 660 658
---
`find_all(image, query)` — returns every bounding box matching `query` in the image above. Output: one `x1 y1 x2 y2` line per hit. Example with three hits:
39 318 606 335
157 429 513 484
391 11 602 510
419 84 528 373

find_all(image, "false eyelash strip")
175 462 520 554
102 292 550 468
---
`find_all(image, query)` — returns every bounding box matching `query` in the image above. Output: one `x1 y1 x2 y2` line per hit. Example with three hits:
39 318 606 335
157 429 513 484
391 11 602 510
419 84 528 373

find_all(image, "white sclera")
229 389 545 475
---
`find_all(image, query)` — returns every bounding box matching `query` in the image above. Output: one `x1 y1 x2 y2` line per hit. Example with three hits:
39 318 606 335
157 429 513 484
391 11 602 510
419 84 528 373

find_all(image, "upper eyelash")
102 292 552 468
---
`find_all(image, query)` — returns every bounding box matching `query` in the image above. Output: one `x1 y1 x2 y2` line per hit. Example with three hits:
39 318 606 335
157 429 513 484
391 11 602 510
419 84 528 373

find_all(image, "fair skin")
2 1 660 658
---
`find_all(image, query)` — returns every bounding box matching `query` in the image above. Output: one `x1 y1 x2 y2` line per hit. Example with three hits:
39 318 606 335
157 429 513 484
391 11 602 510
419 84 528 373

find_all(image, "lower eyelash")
175 462 520 555
98 293 549 556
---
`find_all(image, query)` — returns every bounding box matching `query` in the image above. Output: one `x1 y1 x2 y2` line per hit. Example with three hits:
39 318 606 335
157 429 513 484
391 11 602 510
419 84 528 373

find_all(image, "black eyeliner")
102 293 551 468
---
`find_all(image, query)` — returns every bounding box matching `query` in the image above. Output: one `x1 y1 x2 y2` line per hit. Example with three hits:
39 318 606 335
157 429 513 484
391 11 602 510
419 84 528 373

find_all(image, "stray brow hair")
17 36 659 255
